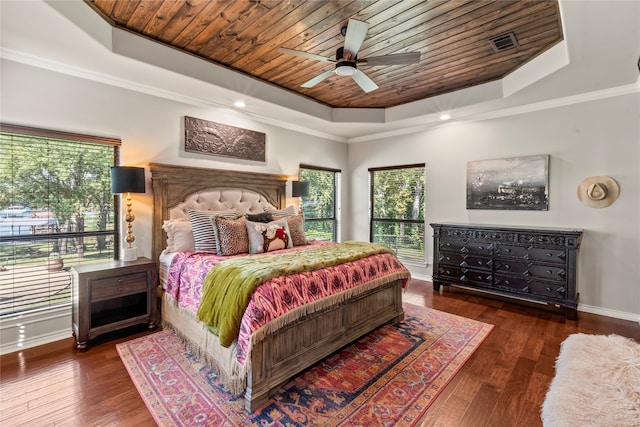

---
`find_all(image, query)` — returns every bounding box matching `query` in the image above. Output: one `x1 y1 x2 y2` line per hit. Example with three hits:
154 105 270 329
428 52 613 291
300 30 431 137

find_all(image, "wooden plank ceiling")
86 0 563 109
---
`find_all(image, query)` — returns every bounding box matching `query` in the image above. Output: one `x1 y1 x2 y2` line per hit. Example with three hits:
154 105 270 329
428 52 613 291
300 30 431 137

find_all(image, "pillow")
286 215 309 246
245 218 293 254
246 212 274 223
264 205 297 217
162 219 194 253
188 208 241 252
214 216 249 256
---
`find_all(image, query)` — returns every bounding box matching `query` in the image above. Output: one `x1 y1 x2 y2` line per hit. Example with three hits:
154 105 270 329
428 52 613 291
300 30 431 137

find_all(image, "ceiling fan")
277 19 421 93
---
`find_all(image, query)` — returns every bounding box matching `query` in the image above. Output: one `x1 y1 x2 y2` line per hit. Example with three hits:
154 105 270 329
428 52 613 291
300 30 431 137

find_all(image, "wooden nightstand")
71 257 158 350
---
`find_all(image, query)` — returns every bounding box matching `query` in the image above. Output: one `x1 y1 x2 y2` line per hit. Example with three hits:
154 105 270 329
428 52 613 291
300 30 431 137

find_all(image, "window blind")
369 164 426 264
0 124 120 316
299 165 341 242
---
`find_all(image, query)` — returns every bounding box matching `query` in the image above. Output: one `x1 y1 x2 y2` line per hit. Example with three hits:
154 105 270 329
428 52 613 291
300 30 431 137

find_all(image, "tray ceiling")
86 0 563 109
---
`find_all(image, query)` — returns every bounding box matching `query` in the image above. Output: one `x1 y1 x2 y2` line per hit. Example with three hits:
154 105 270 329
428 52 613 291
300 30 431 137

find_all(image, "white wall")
348 94 640 319
0 59 349 258
0 59 348 353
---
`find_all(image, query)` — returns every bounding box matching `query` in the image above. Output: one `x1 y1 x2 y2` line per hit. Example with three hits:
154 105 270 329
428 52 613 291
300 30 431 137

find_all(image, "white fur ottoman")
541 333 640 426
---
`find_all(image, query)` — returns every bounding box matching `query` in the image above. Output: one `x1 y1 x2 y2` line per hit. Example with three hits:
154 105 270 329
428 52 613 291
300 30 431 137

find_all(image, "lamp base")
122 247 138 262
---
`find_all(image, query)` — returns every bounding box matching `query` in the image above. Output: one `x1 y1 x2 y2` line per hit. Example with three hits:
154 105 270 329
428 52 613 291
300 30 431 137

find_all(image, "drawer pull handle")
117 278 124 283
505 249 511 253
504 264 510 269
546 253 553 257
546 270 553 275
118 287 125 292
505 280 510 285
546 287 553 292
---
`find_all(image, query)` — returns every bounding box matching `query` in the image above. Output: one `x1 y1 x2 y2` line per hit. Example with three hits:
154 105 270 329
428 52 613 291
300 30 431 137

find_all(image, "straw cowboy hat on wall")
577 176 620 208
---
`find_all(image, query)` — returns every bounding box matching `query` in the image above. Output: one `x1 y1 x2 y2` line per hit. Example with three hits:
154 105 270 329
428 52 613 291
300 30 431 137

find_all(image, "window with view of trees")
299 165 340 242
0 124 120 317
369 164 425 264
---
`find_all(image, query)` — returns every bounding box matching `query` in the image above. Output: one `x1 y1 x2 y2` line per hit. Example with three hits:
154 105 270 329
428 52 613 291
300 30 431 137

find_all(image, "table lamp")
292 180 309 215
111 166 146 261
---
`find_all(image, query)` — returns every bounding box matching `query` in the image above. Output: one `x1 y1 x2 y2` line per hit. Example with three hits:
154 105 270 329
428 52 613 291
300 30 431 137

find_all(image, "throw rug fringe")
117 303 493 426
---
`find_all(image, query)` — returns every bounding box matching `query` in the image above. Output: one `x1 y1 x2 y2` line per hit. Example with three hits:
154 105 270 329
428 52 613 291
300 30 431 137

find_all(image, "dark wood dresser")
431 223 582 319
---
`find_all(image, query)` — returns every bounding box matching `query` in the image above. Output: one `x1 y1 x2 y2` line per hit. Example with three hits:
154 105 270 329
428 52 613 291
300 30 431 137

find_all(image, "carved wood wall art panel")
184 116 266 162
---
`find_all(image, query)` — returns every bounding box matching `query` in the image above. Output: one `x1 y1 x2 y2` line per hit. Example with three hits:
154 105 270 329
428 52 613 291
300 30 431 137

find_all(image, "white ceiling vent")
490 33 518 52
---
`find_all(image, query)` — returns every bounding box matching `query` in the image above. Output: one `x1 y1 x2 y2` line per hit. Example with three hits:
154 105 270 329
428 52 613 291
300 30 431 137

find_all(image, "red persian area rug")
117 303 493 426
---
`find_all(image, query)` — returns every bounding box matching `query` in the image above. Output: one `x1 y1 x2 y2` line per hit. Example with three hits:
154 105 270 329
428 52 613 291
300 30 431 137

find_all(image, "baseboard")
577 304 640 324
408 275 639 324
0 305 72 355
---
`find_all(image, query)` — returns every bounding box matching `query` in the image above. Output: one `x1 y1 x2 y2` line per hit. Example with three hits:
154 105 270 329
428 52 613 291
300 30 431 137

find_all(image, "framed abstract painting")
466 154 549 210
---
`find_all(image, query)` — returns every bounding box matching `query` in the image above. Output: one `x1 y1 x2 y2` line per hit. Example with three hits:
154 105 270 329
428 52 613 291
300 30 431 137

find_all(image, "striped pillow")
188 208 240 252
264 205 297 217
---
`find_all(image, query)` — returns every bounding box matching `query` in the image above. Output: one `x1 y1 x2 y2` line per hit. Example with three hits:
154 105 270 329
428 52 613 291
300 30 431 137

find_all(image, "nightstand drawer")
91 272 148 301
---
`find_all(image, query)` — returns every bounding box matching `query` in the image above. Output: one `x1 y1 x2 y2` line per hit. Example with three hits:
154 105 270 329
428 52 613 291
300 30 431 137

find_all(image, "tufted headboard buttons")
169 188 277 220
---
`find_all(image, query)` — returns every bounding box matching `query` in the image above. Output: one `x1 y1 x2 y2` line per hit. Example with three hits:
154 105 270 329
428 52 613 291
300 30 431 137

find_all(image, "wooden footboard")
245 278 404 412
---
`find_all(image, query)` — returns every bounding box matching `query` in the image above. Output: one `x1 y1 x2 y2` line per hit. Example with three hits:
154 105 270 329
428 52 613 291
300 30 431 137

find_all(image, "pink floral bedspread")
164 242 410 365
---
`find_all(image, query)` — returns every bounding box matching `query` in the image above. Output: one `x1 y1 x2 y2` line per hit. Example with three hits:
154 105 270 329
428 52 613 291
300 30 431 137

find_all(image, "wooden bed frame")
149 163 405 411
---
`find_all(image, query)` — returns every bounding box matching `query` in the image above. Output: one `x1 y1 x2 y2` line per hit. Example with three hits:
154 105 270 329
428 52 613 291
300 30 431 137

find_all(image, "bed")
149 163 411 411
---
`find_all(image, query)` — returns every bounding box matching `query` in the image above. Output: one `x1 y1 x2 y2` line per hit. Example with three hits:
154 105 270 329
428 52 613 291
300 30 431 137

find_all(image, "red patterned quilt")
164 242 410 365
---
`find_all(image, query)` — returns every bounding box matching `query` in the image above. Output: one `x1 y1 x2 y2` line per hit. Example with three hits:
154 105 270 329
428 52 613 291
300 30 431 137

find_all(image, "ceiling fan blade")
277 48 334 63
360 52 421 66
343 19 369 58
301 69 335 88
352 70 378 93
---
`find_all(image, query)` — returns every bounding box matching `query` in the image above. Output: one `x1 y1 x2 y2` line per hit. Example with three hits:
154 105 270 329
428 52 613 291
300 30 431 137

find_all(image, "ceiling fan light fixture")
335 61 357 76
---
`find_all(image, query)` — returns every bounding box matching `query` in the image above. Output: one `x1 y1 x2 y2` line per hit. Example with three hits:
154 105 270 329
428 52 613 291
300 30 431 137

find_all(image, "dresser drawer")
526 247 566 264
494 275 566 299
91 272 148 301
439 239 493 255
438 265 492 285
496 244 566 265
495 244 529 259
439 252 493 270
495 260 566 282
528 264 566 281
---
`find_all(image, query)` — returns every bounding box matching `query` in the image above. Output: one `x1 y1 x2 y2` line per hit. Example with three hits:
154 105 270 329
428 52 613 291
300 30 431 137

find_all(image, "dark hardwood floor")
1 279 638 426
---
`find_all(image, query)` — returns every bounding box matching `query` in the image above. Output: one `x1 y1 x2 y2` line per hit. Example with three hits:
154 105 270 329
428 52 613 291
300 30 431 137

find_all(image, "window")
0 124 120 317
299 165 341 242
369 164 425 264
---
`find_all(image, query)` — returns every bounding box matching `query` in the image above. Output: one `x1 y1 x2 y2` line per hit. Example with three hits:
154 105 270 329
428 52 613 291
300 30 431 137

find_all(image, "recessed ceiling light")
234 100 246 108
439 114 451 121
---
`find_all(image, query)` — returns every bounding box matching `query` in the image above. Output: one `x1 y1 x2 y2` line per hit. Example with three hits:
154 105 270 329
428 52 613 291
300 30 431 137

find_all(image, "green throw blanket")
195 241 392 347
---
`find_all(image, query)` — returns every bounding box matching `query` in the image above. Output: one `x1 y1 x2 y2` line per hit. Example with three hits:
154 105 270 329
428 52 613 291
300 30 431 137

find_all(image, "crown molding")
2 46 637 146
0 48 348 144
348 82 640 143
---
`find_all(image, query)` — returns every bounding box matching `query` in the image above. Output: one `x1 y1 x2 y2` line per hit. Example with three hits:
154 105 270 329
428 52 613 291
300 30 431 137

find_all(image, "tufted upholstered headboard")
168 189 278 220
149 163 288 261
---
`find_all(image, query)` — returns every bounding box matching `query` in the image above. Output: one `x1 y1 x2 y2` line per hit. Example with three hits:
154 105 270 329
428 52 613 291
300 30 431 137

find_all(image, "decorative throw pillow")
246 212 274 223
162 219 194 253
286 215 309 246
188 208 240 252
245 218 293 254
214 216 249 256
264 205 297 217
